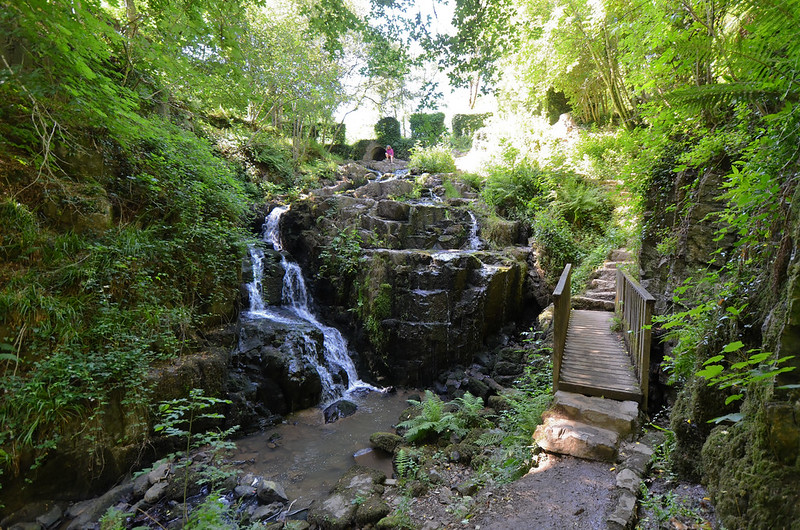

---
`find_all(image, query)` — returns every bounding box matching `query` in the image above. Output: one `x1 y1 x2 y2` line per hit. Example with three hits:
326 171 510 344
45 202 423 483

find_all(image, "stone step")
572 296 615 311
608 249 633 262
589 278 615 290
582 290 616 301
533 416 620 462
551 391 639 437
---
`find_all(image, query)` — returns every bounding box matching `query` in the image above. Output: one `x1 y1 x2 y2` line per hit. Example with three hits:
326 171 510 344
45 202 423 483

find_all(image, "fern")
394 448 419 479
474 430 504 447
396 390 469 442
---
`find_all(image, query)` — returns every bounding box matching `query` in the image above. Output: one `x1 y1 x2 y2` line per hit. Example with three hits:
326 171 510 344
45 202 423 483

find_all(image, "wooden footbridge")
552 263 655 409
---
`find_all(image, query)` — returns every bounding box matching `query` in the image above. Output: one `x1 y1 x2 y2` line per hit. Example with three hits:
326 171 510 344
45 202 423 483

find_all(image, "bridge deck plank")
559 310 643 403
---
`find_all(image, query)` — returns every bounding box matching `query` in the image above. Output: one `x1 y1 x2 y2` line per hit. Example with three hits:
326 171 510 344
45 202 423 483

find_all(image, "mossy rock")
370 432 403 453
701 393 800 529
333 465 386 496
354 495 392 525
307 493 357 530
376 513 415 530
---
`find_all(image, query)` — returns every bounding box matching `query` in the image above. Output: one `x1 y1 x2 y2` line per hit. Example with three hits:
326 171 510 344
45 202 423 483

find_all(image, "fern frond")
665 81 783 110
475 431 505 447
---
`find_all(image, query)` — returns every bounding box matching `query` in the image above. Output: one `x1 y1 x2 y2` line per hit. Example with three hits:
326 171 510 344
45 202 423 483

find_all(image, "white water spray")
244 206 376 403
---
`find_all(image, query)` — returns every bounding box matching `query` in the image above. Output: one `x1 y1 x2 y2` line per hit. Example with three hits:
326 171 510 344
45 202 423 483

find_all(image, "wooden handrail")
552 263 573 392
615 268 655 409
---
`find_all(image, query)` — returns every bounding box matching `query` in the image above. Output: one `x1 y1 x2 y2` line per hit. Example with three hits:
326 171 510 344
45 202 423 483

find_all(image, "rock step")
589 278 615 290
533 416 620 462
581 290 616 301
550 391 639 437
572 296 615 311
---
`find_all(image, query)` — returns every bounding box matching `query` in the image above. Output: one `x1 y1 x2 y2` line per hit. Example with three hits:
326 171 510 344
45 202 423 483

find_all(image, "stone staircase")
533 390 640 462
572 249 633 311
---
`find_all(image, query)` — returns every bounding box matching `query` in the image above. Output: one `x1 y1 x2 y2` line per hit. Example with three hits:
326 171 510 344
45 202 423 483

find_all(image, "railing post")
552 264 573 393
615 267 655 410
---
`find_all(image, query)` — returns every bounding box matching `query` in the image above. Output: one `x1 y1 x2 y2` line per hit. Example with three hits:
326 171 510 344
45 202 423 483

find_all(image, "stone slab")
533 416 619 462
552 391 639 436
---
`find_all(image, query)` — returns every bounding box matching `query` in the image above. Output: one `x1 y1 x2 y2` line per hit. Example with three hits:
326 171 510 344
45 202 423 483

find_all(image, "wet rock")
148 461 171 484
251 503 283 522
143 481 169 504
234 485 257 499
1 502 62 530
8 522 45 530
354 496 391 525
257 480 289 504
408 480 429 497
35 504 62 529
323 399 358 423
607 490 636 528
369 432 403 453
307 493 357 530
132 472 151 497
466 376 490 400
615 468 640 492
455 480 479 497
376 200 410 221
65 483 133 529
487 394 510 412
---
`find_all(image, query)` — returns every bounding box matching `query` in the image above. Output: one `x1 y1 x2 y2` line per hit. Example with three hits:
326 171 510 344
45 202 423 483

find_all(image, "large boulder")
233 317 325 415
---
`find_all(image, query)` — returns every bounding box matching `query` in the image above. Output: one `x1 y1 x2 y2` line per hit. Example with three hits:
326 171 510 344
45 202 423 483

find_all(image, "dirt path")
469 454 616 530
386 452 618 530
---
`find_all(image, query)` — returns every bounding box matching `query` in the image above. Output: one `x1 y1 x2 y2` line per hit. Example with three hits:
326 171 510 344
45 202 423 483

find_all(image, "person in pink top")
386 145 394 163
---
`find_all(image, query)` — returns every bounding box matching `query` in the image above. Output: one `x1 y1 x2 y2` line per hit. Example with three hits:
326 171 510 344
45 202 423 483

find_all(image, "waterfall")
244 206 375 404
467 211 482 251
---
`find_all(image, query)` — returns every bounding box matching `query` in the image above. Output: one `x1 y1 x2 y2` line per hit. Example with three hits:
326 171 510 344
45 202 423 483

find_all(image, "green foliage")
408 145 457 174
319 226 363 286
452 113 492 138
375 117 403 146
639 482 707 528
155 389 238 513
698 343 795 413
432 0 518 107
351 139 373 160
552 175 613 232
186 494 234 530
531 214 582 284
481 161 547 220
396 390 475 443
248 133 294 183
99 507 129 530
0 199 39 261
409 113 446 147
394 447 420 480
0 117 252 483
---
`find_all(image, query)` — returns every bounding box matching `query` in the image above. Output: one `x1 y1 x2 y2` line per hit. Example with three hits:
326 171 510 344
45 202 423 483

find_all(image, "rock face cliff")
639 160 800 528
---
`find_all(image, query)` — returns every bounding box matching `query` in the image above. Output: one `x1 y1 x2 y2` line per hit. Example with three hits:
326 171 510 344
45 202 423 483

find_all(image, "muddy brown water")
231 389 415 507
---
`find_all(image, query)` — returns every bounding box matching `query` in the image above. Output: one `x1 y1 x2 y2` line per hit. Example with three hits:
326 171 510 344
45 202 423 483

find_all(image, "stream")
231 389 414 506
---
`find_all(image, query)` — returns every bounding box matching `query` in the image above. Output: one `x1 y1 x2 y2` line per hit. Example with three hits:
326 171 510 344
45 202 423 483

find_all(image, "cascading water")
467 211 481 251
244 206 375 404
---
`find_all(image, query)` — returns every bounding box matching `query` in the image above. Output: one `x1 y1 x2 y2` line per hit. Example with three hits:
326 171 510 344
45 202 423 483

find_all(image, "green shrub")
409 112 446 147
532 213 583 284
408 145 457 173
248 132 294 183
0 198 39 261
351 139 372 160
452 113 492 138
375 117 402 147
482 161 548 220
552 175 613 232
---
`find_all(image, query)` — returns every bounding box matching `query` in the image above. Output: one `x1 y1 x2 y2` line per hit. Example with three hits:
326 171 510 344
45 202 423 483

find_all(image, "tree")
436 0 520 108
